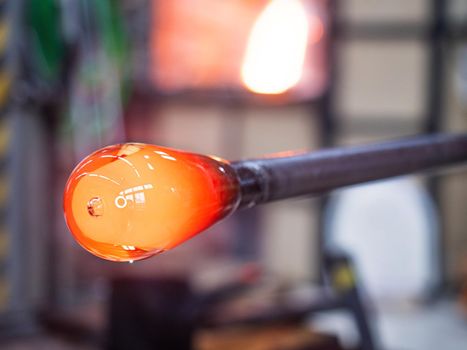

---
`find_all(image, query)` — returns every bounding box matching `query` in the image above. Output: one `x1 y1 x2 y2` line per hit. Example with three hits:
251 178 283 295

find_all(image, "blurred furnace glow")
241 0 311 94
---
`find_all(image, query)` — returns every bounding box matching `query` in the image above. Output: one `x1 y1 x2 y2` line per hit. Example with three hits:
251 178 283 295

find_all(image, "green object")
27 0 65 82
95 0 129 71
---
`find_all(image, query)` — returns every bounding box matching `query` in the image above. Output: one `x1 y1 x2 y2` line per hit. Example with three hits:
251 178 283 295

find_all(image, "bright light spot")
115 196 127 209
162 155 177 161
241 0 311 95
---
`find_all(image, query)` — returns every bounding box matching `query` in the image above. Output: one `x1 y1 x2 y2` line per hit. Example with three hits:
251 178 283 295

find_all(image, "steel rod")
232 133 467 208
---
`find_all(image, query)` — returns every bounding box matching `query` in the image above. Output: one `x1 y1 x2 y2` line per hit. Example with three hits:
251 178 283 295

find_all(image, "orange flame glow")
241 0 311 95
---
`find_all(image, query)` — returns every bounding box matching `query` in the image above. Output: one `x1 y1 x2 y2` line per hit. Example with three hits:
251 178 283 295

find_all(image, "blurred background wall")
1 0 467 349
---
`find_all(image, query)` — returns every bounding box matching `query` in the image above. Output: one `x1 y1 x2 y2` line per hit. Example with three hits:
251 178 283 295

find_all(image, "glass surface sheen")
63 143 240 262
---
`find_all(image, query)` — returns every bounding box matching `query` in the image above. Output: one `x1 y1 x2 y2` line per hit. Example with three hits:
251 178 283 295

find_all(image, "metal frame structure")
318 0 467 295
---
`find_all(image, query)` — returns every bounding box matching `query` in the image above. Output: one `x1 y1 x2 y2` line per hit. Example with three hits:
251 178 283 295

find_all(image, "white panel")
261 199 318 281
326 178 439 301
442 172 467 280
343 0 428 23
338 41 425 119
156 103 226 155
242 105 317 157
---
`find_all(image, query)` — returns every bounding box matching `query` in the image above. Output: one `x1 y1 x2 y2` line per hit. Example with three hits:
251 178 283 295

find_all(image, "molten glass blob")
63 144 241 262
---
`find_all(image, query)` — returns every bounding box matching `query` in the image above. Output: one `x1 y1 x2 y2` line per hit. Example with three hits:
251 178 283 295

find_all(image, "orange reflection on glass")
63 144 240 262
262 149 307 159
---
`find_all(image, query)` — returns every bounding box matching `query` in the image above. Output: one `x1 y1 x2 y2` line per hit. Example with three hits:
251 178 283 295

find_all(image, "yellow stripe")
0 120 10 157
0 176 9 205
0 21 8 54
0 6 10 313
0 278 9 310
0 70 10 106
0 229 8 258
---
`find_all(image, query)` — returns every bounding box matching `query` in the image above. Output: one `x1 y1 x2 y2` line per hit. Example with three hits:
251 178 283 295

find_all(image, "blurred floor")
313 298 467 350
378 300 467 350
1 299 467 349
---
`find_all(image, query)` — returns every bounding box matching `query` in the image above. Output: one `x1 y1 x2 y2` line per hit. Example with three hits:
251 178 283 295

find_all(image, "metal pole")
424 0 448 294
232 133 467 209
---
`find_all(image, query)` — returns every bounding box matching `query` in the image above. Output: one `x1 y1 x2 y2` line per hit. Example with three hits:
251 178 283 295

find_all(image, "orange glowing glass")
63 144 240 262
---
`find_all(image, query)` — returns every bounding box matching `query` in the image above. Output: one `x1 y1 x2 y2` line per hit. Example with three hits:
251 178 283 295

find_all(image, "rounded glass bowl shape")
63 143 240 262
